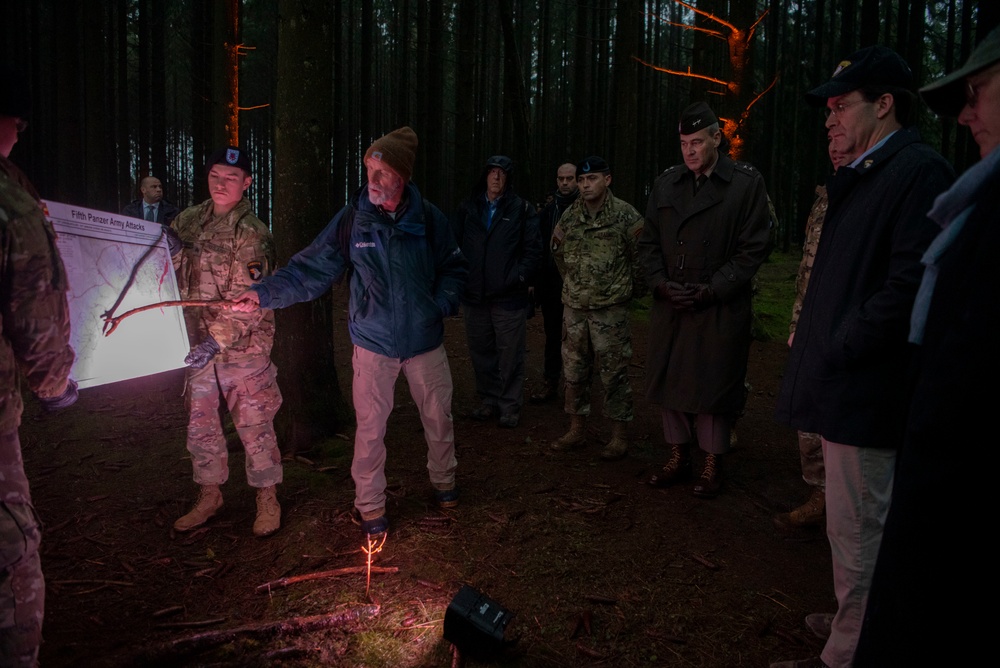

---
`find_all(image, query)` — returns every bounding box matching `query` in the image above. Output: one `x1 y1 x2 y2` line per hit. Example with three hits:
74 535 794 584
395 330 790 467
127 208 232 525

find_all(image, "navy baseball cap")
805 46 914 107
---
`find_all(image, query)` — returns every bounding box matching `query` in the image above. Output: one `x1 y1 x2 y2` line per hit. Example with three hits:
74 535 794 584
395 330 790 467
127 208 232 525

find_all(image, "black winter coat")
775 127 955 447
452 191 541 306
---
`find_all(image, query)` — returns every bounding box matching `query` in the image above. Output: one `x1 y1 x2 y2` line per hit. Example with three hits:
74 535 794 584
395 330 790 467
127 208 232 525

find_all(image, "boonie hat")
921 25 1000 116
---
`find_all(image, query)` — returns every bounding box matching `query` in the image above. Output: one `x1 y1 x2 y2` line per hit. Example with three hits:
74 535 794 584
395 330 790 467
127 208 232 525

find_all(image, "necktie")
145 205 156 222
694 175 707 195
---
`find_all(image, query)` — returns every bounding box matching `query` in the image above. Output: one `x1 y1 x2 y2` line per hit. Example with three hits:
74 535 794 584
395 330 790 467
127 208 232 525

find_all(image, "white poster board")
43 201 190 389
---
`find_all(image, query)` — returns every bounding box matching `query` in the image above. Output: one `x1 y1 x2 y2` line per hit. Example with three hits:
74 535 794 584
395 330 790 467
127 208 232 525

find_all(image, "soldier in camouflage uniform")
550 156 644 461
171 147 283 538
0 70 77 665
773 146 844 531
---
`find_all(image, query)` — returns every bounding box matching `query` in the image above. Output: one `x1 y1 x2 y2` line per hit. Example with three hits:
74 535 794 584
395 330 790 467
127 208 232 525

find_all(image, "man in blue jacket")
234 127 468 538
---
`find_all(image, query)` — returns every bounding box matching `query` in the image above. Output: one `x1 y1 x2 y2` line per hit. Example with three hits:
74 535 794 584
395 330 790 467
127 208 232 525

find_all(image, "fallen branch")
154 618 226 630
256 566 398 592
50 579 134 587
137 607 379 662
103 299 230 336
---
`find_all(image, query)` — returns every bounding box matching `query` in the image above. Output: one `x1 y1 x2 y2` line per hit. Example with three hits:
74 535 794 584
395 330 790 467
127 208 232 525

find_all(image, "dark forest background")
1 0 995 445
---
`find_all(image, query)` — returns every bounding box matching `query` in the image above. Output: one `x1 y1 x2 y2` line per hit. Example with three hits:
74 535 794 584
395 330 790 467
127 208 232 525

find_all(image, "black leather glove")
163 226 182 256
185 337 221 369
39 379 78 412
684 283 716 309
658 281 696 310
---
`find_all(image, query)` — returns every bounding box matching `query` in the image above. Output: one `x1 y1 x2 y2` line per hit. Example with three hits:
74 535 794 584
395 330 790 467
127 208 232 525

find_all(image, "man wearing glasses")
773 47 954 668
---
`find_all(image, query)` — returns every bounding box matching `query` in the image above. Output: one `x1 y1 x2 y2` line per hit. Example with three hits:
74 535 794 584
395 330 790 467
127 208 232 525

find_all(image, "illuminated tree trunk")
224 0 240 146
635 0 773 161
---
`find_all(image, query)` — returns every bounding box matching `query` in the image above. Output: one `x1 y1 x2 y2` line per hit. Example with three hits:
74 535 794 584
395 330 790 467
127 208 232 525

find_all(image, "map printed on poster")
43 200 190 389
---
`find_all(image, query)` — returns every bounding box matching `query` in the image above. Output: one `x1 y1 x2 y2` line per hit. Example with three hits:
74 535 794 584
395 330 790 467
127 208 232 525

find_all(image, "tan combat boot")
174 485 223 532
253 485 281 537
551 414 587 451
600 420 629 461
773 486 825 531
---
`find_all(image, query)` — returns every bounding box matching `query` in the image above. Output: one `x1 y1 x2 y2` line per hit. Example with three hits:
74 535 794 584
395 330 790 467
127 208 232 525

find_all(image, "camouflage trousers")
0 431 43 668
799 431 825 488
185 356 283 488
562 304 634 422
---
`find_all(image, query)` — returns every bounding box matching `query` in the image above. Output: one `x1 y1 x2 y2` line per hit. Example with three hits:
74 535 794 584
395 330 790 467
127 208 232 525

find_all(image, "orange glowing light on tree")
637 1 773 161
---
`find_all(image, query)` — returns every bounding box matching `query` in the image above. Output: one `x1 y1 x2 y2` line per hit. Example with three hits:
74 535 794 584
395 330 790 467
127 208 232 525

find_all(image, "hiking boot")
551 415 586 451
693 453 722 498
253 485 281 537
352 507 388 538
773 487 826 531
173 485 223 532
435 486 460 508
470 404 499 421
599 421 629 461
498 412 520 428
530 379 557 403
804 612 834 639
648 444 692 487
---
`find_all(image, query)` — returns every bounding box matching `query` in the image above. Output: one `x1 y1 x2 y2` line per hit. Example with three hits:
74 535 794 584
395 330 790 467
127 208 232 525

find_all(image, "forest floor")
24 255 836 668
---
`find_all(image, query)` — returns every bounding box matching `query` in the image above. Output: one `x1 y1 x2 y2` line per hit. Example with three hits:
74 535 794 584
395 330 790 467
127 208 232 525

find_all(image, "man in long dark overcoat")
640 102 771 497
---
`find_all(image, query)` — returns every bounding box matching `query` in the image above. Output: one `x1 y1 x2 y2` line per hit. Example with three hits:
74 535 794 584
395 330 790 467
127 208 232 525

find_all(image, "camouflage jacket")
551 191 644 310
171 198 276 361
790 185 827 334
0 171 75 433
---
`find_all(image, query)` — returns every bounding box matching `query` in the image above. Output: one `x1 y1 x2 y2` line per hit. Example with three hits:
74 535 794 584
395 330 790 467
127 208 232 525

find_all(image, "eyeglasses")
15 118 28 133
824 99 866 119
965 64 1000 109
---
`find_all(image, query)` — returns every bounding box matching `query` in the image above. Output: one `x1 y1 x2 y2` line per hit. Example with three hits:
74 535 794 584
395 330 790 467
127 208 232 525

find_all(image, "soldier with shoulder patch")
549 156 644 461
170 146 283 538
640 102 772 498
0 64 77 667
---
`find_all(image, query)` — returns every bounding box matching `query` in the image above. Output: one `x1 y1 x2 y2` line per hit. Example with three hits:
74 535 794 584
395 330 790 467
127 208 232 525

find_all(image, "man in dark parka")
771 46 954 668
640 102 771 498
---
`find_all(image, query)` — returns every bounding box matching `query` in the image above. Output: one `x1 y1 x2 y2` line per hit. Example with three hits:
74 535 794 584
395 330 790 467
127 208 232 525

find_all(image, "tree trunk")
274 0 348 453
497 0 532 185
611 0 641 205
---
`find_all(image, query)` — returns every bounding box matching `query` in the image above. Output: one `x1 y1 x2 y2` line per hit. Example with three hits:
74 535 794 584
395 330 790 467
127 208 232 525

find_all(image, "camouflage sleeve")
1 181 75 400
205 221 273 350
790 188 827 333
625 205 647 299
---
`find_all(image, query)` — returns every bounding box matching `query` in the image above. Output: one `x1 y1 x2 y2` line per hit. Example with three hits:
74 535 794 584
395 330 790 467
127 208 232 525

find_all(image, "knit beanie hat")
365 126 418 182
